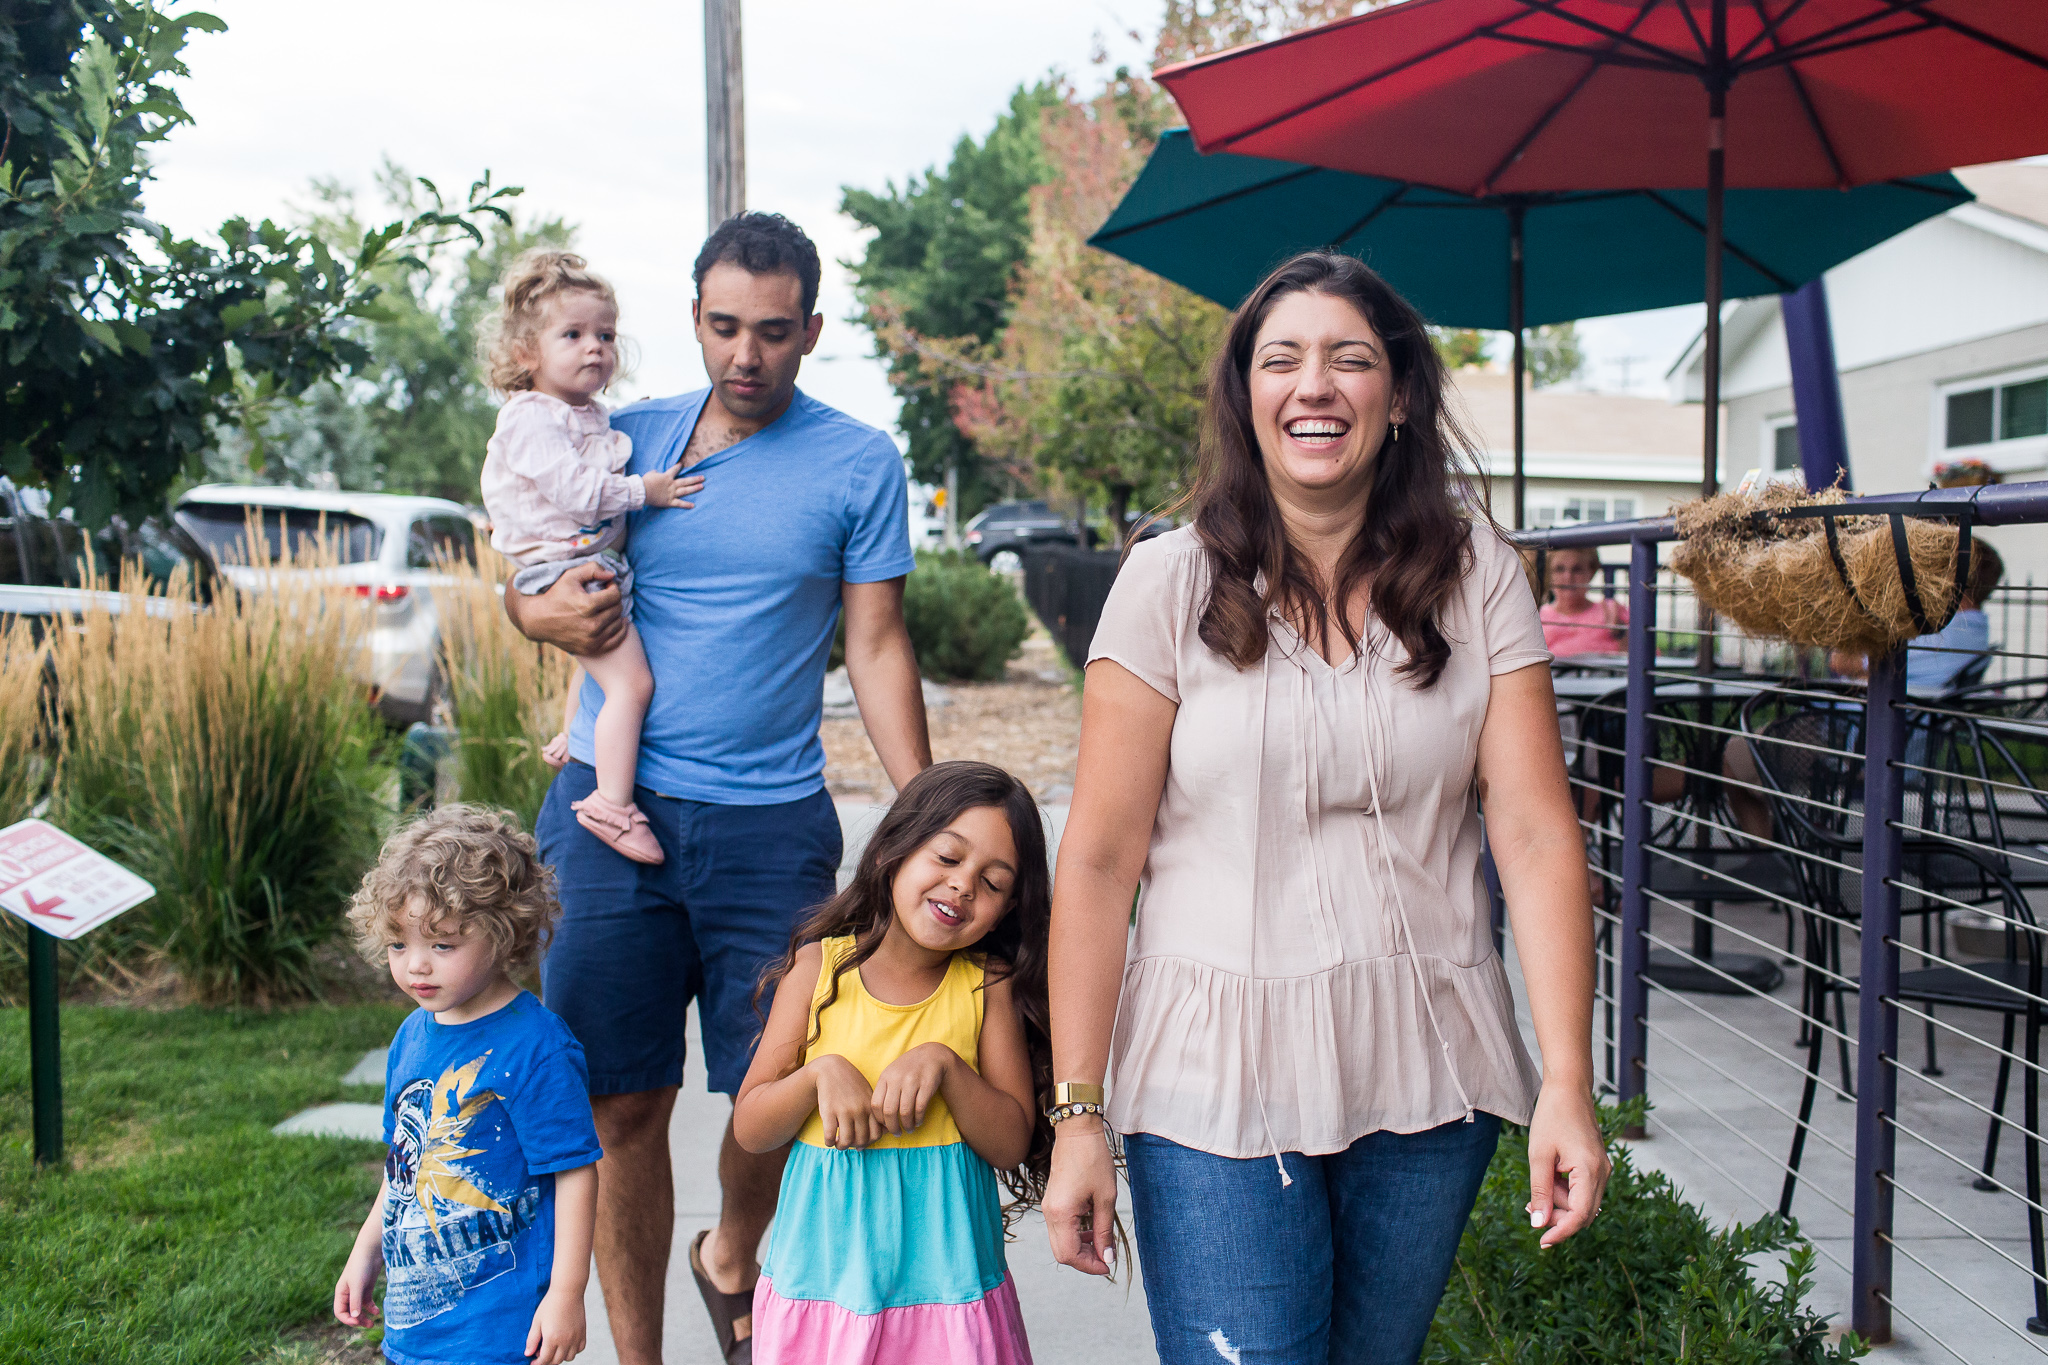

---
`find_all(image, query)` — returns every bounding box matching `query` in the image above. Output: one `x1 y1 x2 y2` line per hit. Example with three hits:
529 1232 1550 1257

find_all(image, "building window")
1772 422 1801 472
1946 375 2048 448
1531 494 1636 529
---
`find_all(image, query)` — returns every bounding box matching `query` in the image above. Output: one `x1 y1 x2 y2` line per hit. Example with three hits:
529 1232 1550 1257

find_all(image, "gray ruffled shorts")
509 548 634 624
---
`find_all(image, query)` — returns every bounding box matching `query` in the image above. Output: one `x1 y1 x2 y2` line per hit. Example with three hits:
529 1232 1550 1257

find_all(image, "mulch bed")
822 628 1081 805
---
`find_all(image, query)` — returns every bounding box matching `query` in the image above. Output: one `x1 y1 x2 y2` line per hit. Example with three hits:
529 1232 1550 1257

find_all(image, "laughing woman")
1041 252 1608 1365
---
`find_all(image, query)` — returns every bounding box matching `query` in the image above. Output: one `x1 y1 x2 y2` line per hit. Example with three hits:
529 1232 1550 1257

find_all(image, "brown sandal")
689 1229 755 1364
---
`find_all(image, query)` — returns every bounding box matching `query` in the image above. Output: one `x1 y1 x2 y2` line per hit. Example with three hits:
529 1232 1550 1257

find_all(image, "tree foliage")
840 83 1059 519
212 164 575 500
0 1 515 524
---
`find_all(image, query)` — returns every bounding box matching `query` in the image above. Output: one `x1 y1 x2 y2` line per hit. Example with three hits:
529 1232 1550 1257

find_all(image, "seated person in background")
1826 539 2002 695
1540 545 1628 656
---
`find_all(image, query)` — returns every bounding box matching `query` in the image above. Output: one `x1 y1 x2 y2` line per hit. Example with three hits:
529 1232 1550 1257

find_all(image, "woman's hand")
810 1054 878 1150
870 1042 955 1137
1044 1120 1120 1277
1526 1080 1609 1248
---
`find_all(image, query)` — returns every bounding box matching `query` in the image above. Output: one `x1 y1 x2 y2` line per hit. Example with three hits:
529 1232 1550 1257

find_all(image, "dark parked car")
962 501 1081 568
0 477 215 639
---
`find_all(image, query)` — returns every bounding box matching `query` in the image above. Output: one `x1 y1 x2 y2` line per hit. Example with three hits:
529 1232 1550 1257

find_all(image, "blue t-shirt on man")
379 991 603 1365
567 387 915 804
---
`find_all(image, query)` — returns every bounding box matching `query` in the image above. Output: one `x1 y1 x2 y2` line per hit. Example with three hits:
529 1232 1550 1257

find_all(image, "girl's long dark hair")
756 760 1053 1224
1189 250 1490 688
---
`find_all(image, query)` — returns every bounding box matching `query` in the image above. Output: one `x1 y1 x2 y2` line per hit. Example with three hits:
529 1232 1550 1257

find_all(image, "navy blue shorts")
535 763 842 1096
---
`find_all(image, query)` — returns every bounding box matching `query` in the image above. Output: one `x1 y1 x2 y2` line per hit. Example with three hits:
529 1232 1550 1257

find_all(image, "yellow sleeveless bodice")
796 935 985 1150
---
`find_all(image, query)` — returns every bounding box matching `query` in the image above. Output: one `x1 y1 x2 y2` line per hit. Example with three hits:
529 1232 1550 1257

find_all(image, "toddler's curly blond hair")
347 805 559 973
479 248 621 394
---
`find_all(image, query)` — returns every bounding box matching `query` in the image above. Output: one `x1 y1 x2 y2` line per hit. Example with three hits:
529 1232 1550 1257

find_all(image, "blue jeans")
1125 1114 1500 1365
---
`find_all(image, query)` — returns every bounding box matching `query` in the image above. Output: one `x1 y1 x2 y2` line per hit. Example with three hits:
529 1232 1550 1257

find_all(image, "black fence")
1019 545 1121 668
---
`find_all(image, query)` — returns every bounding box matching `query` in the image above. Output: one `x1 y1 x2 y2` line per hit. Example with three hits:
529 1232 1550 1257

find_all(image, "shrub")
902 549 1031 682
46 557 389 1005
1425 1106 1864 1363
433 546 578 830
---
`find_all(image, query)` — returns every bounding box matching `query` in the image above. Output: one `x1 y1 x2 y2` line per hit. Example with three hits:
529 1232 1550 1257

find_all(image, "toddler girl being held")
731 761 1055 1365
479 250 698 864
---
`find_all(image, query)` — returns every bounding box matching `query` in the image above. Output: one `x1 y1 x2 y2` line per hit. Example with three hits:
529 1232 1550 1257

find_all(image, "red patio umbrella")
1155 0 2048 497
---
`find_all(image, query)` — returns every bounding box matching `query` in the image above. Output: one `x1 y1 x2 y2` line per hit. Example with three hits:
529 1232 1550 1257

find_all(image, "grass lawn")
0 1001 409 1364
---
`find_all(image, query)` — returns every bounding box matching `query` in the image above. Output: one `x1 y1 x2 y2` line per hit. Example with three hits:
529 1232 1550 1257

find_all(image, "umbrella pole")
1703 89 1725 505
1510 203 1526 529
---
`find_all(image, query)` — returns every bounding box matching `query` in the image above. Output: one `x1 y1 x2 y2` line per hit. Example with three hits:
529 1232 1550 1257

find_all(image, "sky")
145 0 1704 444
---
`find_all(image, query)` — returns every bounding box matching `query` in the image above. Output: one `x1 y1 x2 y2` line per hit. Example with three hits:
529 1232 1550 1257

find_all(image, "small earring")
1392 422 1401 443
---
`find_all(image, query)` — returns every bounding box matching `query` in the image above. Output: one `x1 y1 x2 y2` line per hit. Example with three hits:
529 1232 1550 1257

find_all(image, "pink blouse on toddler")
480 391 644 564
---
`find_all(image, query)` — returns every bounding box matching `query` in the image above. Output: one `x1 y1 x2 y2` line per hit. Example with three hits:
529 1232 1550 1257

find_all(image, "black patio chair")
1742 687 2048 1332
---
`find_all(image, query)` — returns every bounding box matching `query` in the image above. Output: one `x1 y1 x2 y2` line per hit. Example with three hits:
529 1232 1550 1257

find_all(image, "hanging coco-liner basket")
1667 485 1976 657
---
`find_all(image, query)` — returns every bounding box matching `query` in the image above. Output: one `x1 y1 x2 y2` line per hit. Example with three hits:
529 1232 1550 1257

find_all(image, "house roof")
1446 370 1707 482
1670 161 2048 390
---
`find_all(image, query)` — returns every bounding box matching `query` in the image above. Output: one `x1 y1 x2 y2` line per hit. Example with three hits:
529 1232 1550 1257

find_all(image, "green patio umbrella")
1091 129 1970 525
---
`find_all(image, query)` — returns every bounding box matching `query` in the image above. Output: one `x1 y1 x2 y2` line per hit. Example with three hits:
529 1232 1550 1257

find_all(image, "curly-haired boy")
334 805 603 1365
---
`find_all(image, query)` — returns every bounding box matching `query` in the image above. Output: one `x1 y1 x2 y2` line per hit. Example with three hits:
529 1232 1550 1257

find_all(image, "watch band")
1053 1081 1105 1107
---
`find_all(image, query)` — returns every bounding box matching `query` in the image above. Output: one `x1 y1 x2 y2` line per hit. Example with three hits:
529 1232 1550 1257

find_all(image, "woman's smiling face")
1248 289 1404 505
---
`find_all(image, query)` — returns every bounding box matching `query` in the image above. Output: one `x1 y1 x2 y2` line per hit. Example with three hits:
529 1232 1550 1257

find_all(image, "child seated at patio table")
479 249 703 865
1540 545 1628 656
334 805 603 1365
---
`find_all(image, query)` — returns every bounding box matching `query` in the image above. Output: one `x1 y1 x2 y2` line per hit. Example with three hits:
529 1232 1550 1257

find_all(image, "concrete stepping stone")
342 1047 387 1089
272 1048 390 1140
272 1103 385 1140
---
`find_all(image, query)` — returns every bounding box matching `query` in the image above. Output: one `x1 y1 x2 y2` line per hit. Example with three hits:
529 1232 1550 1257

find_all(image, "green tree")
0 1 514 524
1529 320 1585 388
841 82 1060 518
277 164 575 500
1431 327 1490 370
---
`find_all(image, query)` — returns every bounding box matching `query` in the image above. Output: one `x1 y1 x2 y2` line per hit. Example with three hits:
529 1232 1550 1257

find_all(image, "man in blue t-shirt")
503 213 931 1365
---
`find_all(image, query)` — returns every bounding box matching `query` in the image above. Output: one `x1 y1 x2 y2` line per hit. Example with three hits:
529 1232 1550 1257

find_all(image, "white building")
1449 369 1710 542
1672 160 2048 585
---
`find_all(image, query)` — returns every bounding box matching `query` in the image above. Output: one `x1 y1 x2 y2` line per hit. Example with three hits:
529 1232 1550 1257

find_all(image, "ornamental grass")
46 548 388 1006
432 545 577 831
0 615 49 828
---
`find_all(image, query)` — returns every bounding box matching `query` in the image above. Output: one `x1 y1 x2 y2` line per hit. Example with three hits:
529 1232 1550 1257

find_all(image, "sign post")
0 818 156 1168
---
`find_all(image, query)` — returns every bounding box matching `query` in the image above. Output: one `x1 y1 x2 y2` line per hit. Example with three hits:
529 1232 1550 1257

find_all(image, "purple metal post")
1783 277 1853 491
1852 648 1908 1344
1617 536 1656 1134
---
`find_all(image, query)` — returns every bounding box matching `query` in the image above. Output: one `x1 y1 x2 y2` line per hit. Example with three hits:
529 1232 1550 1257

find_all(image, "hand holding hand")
870 1042 956 1137
525 1286 587 1364
332 1244 382 1328
1044 1121 1120 1277
641 468 704 510
1527 1081 1610 1248
810 1054 878 1150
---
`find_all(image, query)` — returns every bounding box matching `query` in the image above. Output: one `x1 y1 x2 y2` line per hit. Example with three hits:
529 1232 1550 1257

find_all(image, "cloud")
148 0 1156 435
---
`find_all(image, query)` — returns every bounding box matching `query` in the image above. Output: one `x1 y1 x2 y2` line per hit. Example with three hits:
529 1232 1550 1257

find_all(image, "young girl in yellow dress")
733 761 1052 1364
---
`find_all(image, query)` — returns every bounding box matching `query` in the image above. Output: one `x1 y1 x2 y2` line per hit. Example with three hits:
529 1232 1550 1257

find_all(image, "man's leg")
697 1118 791 1342
591 1086 680 1365
682 788 844 1349
535 764 696 1365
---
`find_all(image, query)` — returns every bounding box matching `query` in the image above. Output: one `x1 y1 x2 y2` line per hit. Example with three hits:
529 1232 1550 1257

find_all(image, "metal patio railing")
1512 479 2048 1356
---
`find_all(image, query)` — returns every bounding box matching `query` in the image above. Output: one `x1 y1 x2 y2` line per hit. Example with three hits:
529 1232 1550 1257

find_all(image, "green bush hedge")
1425 1106 1864 1363
901 550 1031 682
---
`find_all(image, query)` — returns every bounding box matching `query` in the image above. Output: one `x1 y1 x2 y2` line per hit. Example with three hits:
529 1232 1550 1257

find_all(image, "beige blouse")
1087 522 1551 1159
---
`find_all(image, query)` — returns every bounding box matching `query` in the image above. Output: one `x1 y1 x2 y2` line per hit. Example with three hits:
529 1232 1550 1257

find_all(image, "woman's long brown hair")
1185 251 1490 688
755 760 1054 1225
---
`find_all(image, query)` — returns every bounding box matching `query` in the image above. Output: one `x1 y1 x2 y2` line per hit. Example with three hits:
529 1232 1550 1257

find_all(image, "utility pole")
705 0 745 227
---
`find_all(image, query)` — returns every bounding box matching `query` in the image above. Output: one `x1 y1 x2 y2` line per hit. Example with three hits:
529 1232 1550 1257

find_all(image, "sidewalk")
579 802 1160 1364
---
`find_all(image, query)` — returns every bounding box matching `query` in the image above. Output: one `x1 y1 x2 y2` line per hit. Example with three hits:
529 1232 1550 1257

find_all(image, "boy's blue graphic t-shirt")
378 992 602 1365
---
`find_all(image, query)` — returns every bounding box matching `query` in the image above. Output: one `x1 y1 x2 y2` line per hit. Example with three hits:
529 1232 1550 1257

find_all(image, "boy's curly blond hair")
346 805 559 973
479 248 621 394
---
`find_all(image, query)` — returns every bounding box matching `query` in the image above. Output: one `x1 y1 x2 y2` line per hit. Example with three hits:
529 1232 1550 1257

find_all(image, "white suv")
172 486 479 726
